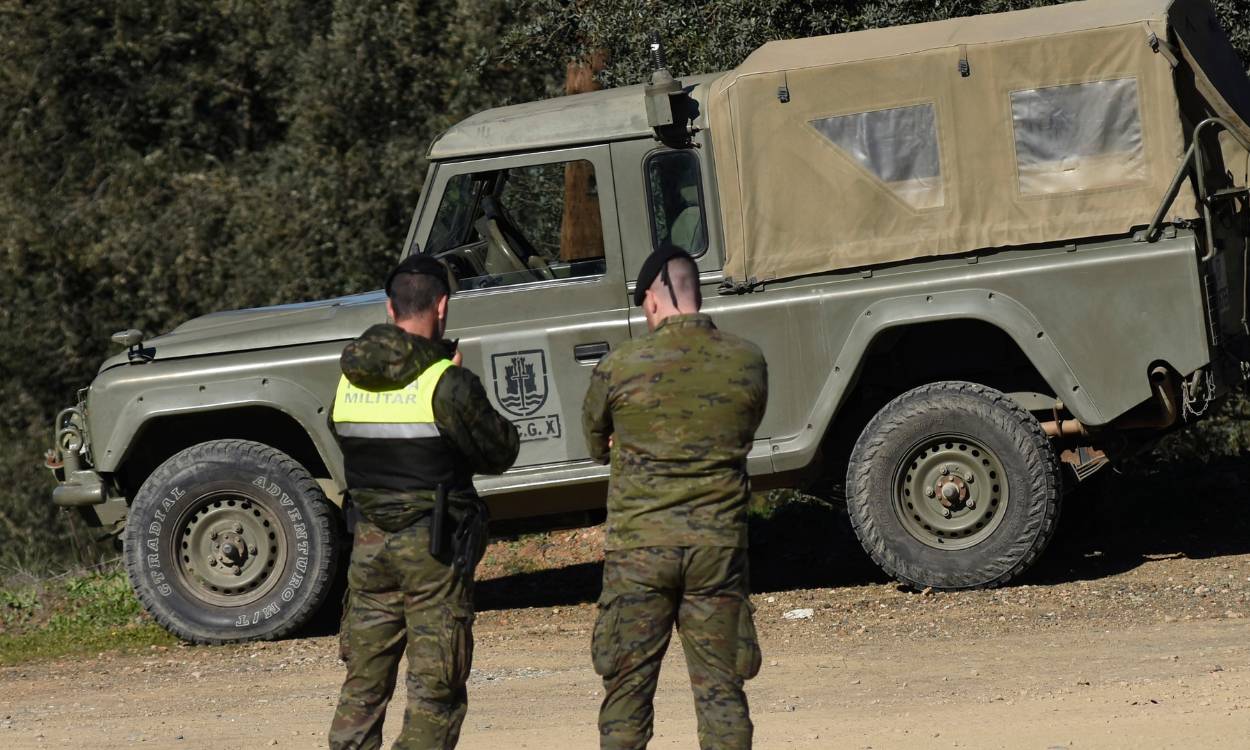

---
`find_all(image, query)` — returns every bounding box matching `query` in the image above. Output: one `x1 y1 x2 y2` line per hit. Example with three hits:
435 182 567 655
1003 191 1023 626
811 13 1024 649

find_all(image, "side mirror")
111 329 144 348
112 329 154 363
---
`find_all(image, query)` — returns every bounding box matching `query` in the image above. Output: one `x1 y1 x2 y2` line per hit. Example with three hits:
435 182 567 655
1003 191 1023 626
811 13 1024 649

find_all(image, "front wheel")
846 381 1060 589
123 439 342 643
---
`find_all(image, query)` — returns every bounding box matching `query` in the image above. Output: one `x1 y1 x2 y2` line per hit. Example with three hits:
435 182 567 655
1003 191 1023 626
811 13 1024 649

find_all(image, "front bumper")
46 403 125 529
52 469 106 507
46 406 96 503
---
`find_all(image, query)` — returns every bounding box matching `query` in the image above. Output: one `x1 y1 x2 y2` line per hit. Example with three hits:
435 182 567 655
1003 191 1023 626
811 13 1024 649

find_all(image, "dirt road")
4 463 1250 748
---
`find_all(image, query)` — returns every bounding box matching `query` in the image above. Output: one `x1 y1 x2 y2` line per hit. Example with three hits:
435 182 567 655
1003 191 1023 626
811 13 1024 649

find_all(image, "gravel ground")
3 459 1249 748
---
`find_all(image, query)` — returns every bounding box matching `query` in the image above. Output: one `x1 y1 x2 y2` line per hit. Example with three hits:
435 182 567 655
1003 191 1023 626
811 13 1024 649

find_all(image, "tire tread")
846 381 1060 590
123 439 340 644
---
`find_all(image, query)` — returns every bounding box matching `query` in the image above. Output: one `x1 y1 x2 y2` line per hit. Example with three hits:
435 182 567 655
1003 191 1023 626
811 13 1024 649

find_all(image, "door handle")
574 341 610 362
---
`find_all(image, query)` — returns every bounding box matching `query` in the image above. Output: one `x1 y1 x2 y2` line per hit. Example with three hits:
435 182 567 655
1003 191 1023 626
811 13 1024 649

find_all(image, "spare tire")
123 439 342 643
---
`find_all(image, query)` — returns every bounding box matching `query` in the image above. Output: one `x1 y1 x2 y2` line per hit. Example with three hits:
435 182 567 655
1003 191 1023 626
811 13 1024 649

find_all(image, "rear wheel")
846 381 1060 589
123 439 342 643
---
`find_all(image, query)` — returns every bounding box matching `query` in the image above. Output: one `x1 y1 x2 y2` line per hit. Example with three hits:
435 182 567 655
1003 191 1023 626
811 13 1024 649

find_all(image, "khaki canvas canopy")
708 0 1250 285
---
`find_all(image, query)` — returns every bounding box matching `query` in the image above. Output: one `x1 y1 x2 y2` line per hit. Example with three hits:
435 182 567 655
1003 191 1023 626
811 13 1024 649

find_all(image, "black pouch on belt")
429 483 450 563
342 491 358 536
451 501 487 583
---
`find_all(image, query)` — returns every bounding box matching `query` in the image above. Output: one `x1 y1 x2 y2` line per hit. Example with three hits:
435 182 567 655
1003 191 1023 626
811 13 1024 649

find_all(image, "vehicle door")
611 137 828 475
411 145 629 474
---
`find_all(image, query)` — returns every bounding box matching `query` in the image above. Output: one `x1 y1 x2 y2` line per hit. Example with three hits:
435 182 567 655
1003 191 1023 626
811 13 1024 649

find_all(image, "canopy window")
1011 78 1147 196
811 103 945 210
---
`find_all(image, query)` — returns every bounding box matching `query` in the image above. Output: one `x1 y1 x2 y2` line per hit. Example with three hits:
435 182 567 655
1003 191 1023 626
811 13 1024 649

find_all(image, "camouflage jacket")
582 313 768 550
333 323 520 530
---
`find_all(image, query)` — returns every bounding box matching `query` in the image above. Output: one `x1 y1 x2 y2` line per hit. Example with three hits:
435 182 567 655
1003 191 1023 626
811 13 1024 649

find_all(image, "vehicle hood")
99 291 387 371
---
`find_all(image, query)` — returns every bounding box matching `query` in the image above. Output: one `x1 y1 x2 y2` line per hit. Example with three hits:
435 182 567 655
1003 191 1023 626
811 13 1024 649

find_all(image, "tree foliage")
505 0 1248 88
0 0 544 567
1 0 1247 568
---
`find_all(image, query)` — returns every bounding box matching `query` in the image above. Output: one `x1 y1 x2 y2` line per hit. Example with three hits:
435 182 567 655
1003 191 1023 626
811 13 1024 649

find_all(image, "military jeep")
47 0 1250 642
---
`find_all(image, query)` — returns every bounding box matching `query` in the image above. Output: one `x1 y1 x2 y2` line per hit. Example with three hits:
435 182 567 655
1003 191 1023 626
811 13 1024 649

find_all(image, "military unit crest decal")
492 350 548 417
491 350 561 442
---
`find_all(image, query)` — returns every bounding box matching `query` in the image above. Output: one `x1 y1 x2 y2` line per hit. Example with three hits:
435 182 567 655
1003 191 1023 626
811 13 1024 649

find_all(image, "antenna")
643 31 696 147
649 31 669 76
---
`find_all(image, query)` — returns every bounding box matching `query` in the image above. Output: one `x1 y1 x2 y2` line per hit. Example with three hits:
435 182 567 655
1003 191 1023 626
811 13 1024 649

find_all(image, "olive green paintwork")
892 433 1010 551
56 62 1247 530
426 75 719 161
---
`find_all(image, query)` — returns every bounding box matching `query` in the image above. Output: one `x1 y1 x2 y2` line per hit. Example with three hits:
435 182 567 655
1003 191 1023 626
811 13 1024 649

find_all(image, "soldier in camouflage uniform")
329 255 520 750
581 246 769 750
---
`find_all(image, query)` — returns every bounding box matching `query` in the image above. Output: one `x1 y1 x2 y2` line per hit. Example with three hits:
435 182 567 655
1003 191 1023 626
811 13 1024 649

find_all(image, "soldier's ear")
436 294 449 323
385 298 397 322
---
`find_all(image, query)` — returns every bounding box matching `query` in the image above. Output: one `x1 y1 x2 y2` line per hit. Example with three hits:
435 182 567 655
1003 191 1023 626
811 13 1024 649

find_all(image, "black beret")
633 245 696 306
385 254 452 298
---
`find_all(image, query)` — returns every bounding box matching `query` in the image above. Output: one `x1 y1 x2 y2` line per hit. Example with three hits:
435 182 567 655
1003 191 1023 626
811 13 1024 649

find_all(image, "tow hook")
44 448 63 471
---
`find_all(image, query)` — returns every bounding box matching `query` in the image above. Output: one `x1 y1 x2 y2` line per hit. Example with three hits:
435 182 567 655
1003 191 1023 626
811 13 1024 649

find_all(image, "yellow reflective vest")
331 359 460 492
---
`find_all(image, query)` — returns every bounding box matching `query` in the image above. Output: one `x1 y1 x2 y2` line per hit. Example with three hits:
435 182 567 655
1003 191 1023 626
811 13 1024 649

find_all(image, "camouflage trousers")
592 546 761 750
329 519 478 750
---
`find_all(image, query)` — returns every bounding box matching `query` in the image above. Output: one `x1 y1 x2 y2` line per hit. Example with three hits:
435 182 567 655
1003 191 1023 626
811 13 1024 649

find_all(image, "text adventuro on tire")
846 381 1061 590
123 440 342 643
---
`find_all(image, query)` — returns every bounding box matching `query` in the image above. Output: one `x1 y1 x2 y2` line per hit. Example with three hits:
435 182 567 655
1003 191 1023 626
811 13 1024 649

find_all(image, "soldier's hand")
452 349 463 367
608 435 614 449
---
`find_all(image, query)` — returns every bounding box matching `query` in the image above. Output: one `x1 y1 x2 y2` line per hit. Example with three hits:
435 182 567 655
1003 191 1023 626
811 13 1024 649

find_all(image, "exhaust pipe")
1041 366 1180 438
1042 415 1086 438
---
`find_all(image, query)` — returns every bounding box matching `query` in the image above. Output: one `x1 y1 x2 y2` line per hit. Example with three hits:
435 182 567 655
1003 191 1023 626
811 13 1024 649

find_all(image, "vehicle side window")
645 150 707 255
426 160 606 291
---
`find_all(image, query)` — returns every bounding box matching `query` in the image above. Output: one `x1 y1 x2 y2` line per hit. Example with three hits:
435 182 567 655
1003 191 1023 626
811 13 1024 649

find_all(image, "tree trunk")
560 51 607 261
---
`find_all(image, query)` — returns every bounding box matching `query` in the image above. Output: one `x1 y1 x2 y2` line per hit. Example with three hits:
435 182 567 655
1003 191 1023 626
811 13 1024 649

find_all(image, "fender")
769 288 1099 474
95 376 344 488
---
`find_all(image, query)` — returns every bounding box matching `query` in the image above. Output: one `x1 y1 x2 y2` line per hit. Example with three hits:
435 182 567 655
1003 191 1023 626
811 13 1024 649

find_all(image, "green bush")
0 566 175 663
1149 392 1250 465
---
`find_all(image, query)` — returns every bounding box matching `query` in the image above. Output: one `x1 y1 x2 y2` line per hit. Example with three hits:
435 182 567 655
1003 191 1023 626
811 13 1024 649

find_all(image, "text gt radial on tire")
123 439 342 643
846 381 1061 589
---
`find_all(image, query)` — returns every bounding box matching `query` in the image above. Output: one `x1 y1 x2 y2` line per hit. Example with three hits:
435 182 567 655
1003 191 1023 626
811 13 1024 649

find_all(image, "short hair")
651 255 702 309
388 271 449 320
